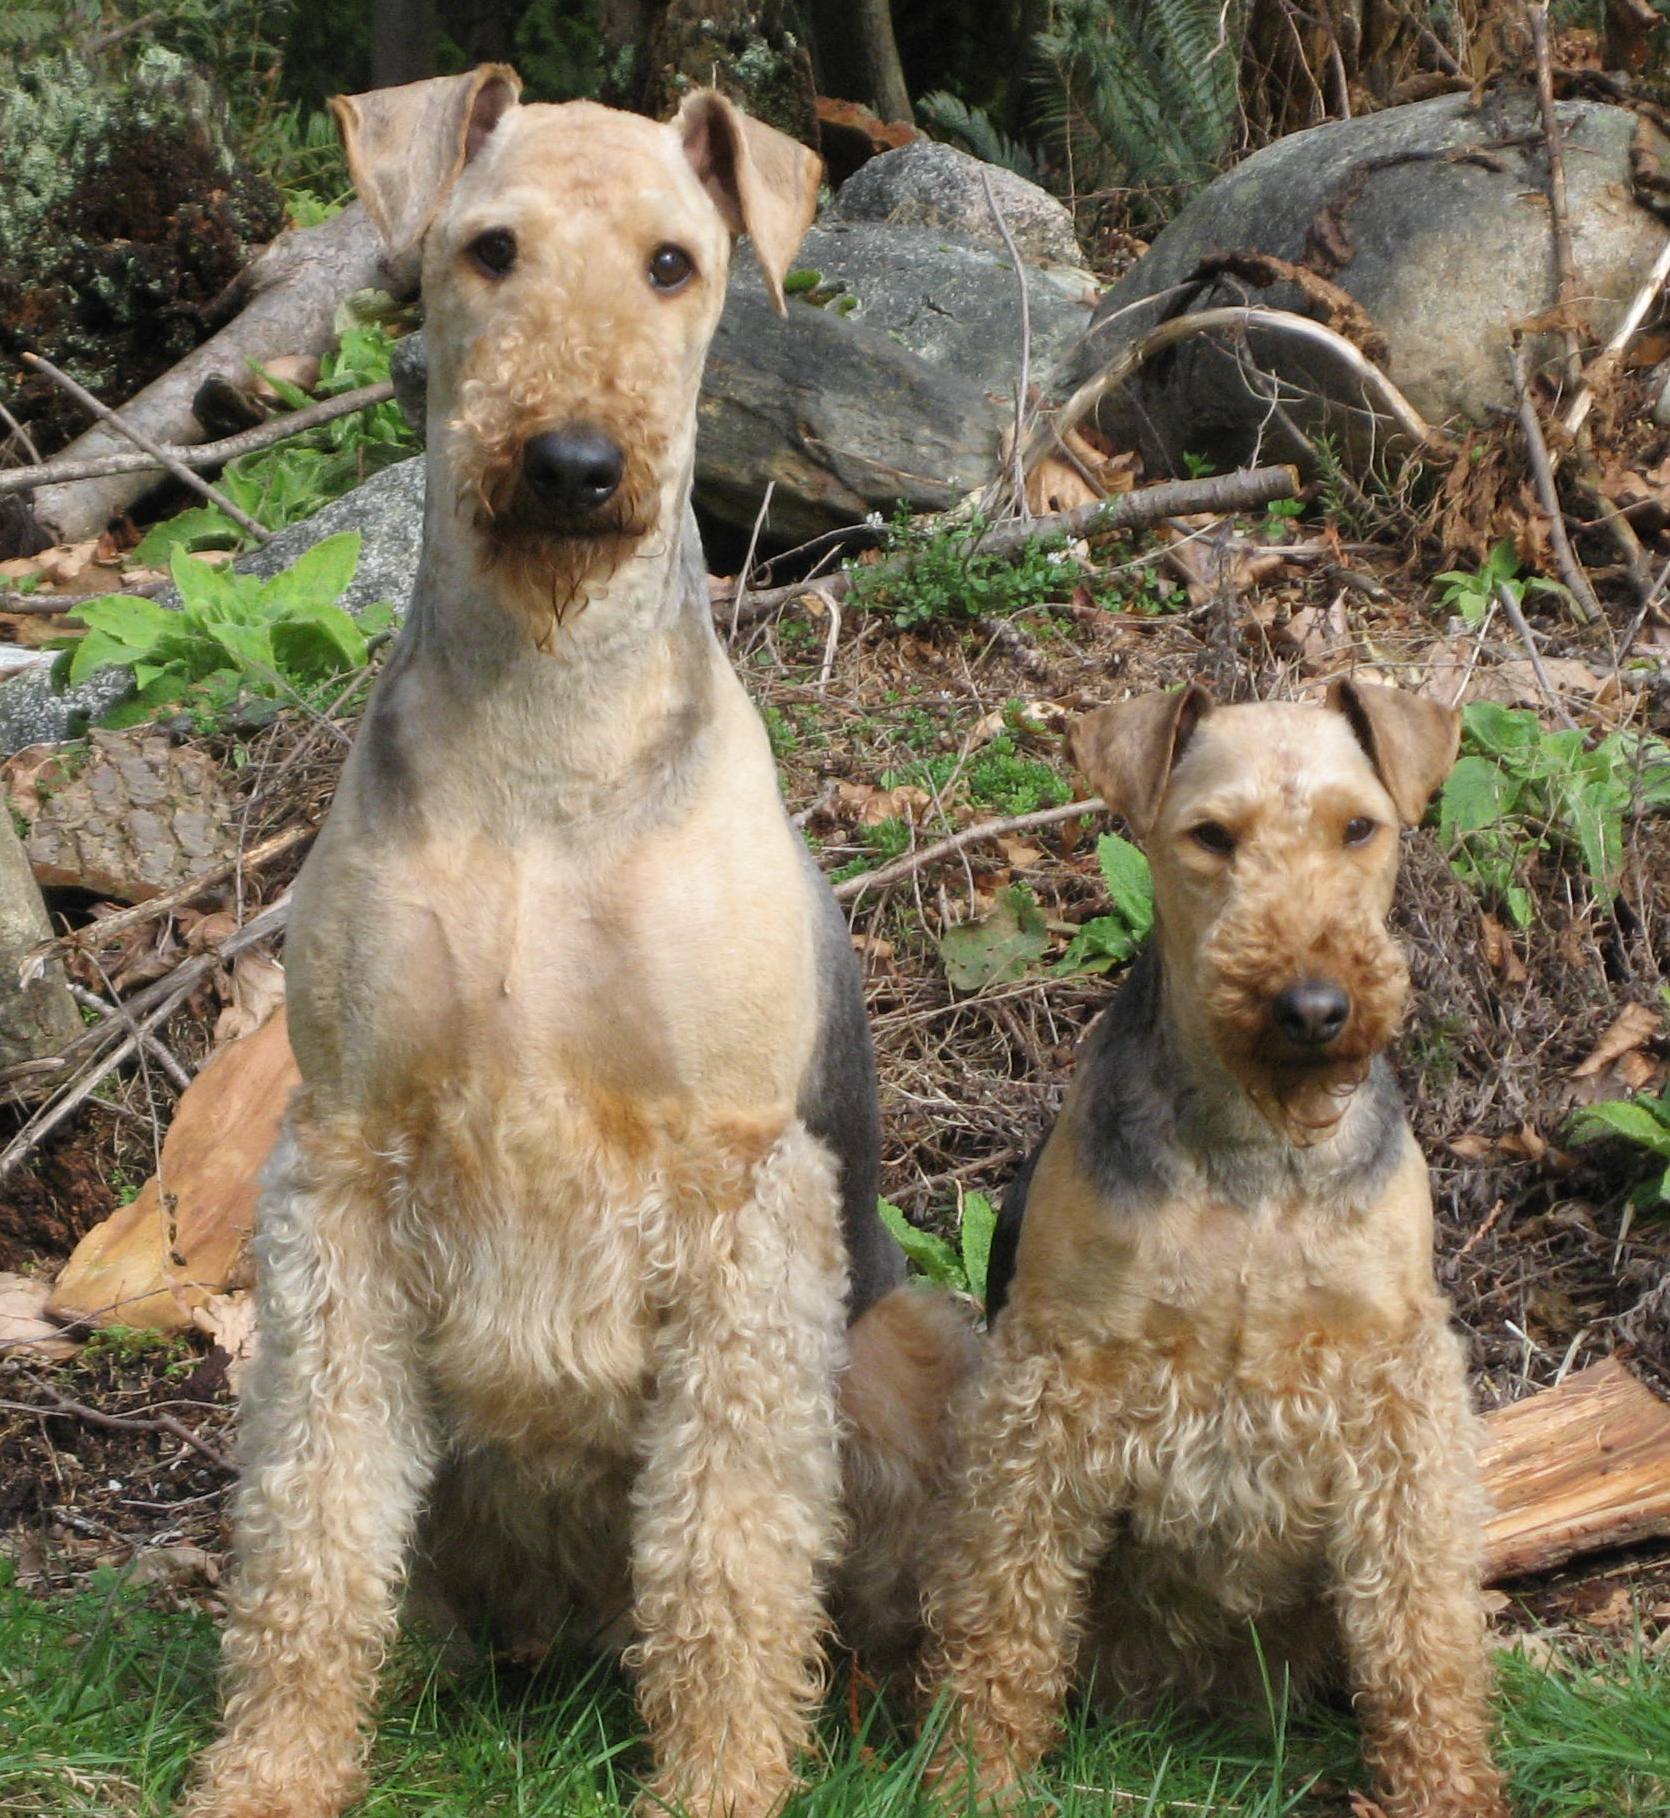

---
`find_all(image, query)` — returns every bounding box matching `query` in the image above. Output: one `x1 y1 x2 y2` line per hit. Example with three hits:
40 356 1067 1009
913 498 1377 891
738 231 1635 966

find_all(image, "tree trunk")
810 0 912 124
371 0 439 87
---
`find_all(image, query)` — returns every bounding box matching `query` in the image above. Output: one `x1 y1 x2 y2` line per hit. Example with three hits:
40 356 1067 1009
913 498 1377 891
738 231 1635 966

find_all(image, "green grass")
4 1573 1668 1815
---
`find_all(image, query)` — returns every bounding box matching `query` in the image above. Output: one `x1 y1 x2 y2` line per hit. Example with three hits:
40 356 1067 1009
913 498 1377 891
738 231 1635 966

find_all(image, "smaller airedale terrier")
922 682 1505 1818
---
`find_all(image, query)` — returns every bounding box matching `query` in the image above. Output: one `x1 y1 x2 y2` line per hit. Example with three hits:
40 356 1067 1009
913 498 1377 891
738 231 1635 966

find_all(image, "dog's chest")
300 812 818 1111
386 1097 665 1456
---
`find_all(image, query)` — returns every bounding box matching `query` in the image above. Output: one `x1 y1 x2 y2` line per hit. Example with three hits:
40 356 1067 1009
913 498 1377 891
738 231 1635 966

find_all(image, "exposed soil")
2 359 1668 1640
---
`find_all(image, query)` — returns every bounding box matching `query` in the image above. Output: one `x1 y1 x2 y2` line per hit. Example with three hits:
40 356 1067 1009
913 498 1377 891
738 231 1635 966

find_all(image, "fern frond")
916 91 1044 184
1033 0 1246 215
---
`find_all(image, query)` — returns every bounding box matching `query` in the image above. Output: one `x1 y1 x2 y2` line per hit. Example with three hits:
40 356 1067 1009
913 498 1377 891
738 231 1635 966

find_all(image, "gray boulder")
0 459 424 755
698 219 1096 540
828 140 1084 270
1065 91 1670 473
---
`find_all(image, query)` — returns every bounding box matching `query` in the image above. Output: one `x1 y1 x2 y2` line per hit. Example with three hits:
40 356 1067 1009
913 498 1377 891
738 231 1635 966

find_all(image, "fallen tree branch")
1035 305 1445 475
18 203 400 549
2 1373 231 1473
834 797 1108 903
0 382 395 497
1481 1356 1670 1581
22 353 271 546
1509 341 1601 624
720 464 1300 629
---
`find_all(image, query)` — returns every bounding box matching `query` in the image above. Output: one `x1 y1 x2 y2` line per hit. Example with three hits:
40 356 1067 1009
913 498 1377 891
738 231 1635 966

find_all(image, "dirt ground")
3 366 1669 1646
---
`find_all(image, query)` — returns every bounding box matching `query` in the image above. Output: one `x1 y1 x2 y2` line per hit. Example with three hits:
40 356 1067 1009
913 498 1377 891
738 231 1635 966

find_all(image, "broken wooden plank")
1480 1357 1670 1582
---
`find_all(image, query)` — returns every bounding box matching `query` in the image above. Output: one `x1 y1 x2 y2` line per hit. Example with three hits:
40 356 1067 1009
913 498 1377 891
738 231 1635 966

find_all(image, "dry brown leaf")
215 950 286 1044
1571 1001 1662 1078
191 1290 260 1397
833 780 930 827
0 1272 80 1360
1479 914 1530 984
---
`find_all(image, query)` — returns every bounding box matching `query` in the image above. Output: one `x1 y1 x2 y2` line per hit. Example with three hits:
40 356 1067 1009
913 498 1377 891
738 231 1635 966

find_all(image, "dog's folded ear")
332 65 522 262
1068 685 1212 838
1328 679 1460 826
675 90 822 313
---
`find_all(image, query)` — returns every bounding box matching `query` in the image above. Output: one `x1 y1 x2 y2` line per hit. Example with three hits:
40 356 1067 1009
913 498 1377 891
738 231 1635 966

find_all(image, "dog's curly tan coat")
186 69 972 1818
922 686 1505 1818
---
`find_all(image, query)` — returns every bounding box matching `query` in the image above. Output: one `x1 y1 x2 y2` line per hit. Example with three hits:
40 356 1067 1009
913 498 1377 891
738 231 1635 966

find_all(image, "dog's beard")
1197 890 1409 1148
463 475 660 649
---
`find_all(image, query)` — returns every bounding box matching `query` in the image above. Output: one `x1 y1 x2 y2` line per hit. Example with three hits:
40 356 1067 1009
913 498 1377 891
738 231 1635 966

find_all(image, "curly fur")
923 692 1503 1818
191 1101 853 1818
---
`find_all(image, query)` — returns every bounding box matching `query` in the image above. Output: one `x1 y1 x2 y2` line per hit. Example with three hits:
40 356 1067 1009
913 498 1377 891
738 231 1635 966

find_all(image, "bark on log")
1480 1358 1670 1582
0 813 80 1072
17 206 405 551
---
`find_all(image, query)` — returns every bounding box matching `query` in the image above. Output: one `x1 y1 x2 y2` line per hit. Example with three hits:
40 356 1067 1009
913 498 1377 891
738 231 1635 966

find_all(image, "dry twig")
20 352 272 544
0 381 395 497
1529 4 1582 393
979 165 1032 519
835 797 1108 903
3 1374 231 1473
719 465 1299 629
1509 342 1600 624
23 823 313 977
1037 305 1443 471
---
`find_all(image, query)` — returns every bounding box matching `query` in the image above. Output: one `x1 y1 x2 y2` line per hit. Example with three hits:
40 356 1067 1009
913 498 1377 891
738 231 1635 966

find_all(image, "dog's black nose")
1272 980 1351 1048
522 427 624 514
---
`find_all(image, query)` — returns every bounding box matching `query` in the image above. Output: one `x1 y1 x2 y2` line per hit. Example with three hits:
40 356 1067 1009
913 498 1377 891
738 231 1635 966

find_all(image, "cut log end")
1480 1357 1670 1583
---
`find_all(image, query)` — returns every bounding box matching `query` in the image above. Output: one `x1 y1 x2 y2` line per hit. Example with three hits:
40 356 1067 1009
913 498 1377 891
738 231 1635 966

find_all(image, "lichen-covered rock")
640 0 817 145
829 141 1085 270
0 49 285 452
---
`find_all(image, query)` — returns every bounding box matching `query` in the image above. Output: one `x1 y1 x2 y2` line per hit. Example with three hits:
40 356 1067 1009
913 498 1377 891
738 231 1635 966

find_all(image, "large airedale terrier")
922 682 1505 1818
187 68 969 1818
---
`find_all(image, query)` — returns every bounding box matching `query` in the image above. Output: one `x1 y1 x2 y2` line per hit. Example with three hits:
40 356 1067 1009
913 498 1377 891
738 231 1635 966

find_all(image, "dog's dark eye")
1192 821 1236 855
648 244 695 291
1344 816 1378 847
469 228 518 277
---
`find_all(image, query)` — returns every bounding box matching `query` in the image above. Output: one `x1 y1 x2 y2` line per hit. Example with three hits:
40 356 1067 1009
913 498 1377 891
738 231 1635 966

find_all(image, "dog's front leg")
187 1125 438 1818
629 1123 847 1818
921 1318 1123 1800
1327 1326 1507 1818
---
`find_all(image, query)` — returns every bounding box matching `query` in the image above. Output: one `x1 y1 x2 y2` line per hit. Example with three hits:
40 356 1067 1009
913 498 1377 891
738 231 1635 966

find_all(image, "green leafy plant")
132 303 417 564
938 883 1050 991
877 1190 997 1305
1058 832 1155 973
1433 537 1573 629
1438 702 1670 927
62 534 391 729
847 507 1099 631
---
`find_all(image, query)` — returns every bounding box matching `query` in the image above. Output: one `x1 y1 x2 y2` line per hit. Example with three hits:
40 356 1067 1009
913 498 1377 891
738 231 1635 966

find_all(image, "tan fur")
187 72 962 1818
923 690 1504 1818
